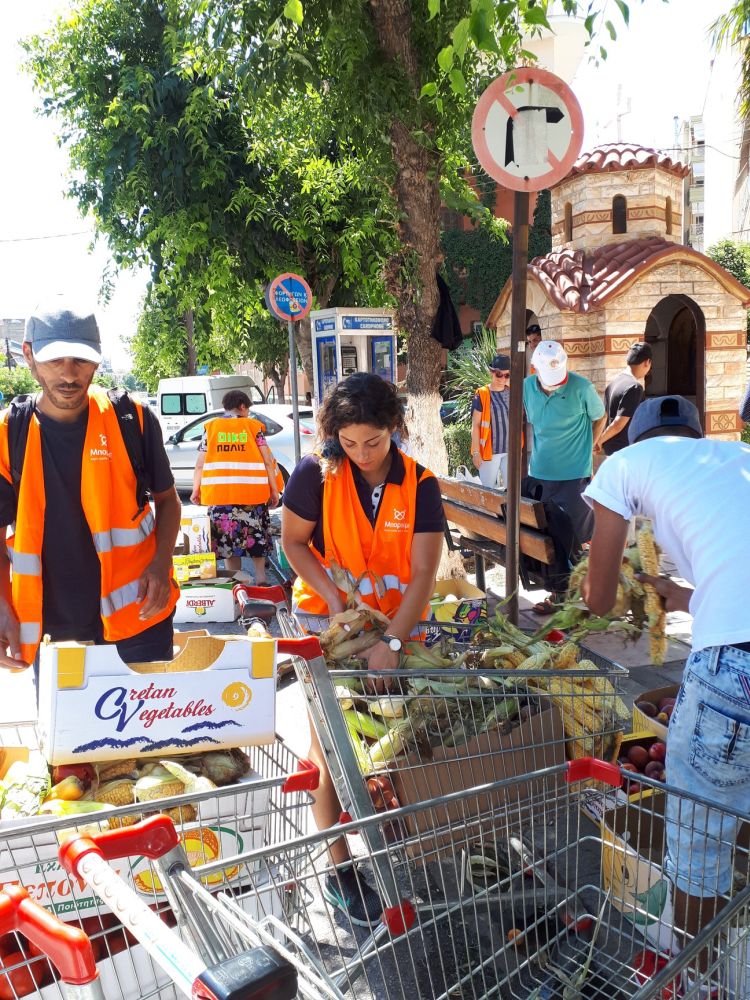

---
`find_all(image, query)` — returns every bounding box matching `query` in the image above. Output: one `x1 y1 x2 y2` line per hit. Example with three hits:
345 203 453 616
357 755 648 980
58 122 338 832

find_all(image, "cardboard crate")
175 582 238 624
38 633 276 764
178 506 212 554
390 702 566 855
632 684 680 741
173 552 217 583
424 578 487 646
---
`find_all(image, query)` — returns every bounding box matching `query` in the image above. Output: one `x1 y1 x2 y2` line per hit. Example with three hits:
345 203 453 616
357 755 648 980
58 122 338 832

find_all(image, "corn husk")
0 759 51 820
135 768 184 803
160 759 216 796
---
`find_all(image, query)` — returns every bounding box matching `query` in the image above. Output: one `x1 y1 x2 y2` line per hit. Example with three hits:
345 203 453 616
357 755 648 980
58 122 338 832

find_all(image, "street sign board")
265 273 312 322
471 67 583 192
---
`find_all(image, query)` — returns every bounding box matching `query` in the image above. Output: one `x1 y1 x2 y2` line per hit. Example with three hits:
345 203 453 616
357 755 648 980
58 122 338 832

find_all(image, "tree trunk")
296 316 314 402
264 355 289 405
184 309 197 376
369 0 464 579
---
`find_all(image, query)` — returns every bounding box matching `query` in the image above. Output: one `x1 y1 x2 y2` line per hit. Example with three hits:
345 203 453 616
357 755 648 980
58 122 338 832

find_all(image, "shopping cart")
277 612 626 865
0 643 320 1000
48 760 750 999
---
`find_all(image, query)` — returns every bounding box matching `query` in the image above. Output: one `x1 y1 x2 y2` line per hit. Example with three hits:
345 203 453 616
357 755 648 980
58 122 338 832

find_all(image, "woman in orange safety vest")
281 372 444 924
191 390 280 582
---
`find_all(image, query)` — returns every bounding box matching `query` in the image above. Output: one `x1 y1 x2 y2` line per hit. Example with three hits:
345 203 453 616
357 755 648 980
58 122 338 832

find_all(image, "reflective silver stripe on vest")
355 574 406 598
203 462 266 471
9 551 41 576
101 580 141 618
202 476 270 486
19 622 41 645
92 511 155 555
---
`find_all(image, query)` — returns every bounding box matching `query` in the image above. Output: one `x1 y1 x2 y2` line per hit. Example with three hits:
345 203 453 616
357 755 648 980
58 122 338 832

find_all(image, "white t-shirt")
583 437 750 652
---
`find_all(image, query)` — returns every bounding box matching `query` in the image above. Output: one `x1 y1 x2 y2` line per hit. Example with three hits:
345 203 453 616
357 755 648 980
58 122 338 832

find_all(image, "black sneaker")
322 864 383 927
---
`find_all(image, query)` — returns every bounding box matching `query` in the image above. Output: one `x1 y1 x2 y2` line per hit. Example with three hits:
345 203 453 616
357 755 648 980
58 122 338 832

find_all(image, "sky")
0 0 732 370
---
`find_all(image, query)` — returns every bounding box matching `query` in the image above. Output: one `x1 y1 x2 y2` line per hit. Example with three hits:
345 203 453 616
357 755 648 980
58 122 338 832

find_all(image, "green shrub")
444 423 472 473
0 368 39 402
742 423 750 444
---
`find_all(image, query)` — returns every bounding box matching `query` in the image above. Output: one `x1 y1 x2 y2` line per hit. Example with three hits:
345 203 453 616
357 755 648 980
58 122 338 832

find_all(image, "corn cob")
369 696 407 719
637 521 668 665
97 759 138 782
97 779 136 806
367 720 412 766
553 642 579 670
162 804 197 825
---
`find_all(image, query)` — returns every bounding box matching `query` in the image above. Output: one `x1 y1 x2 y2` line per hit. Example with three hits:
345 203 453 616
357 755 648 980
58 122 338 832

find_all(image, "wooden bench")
438 478 556 592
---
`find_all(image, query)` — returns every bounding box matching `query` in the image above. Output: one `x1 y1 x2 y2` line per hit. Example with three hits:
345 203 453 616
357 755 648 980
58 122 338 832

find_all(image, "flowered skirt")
208 504 272 560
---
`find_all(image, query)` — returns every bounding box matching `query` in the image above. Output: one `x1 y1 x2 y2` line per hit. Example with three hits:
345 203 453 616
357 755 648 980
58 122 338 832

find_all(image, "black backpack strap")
107 388 151 517
7 394 38 496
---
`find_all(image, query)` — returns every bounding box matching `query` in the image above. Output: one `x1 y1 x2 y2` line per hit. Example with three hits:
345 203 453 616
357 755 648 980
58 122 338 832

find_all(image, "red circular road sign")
472 67 584 192
265 272 313 322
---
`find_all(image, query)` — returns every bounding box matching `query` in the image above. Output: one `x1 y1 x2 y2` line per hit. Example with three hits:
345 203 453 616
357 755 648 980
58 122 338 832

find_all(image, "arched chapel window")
564 202 573 242
665 196 673 235
612 194 627 234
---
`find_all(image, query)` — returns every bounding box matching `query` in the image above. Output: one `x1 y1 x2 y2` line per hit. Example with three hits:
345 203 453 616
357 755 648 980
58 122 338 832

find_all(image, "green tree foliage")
0 368 39 402
442 189 551 320
706 239 750 339
25 1 396 388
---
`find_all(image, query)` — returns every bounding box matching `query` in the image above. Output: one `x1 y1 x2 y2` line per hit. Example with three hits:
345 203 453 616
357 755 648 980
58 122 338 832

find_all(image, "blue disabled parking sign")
265 273 312 322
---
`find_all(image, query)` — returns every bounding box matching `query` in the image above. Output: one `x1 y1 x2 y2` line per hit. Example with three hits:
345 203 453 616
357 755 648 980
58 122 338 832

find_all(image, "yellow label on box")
173 553 217 583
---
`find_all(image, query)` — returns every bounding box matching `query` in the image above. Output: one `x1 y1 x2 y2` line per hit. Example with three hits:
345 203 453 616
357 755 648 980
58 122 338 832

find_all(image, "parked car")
156 374 266 438
164 404 316 493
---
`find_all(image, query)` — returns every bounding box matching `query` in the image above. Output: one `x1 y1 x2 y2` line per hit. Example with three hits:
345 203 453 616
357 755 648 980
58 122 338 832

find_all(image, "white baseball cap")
532 340 568 388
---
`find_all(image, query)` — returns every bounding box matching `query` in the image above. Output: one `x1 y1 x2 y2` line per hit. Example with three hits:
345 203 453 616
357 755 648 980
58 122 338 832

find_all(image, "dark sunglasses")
490 370 510 377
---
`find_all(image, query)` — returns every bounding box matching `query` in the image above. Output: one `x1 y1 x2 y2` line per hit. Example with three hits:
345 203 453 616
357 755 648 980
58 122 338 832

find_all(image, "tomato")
51 764 96 789
0 950 45 999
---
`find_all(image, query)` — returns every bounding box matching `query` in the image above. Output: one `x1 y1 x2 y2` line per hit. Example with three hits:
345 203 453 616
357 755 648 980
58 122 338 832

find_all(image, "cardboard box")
175 583 238 624
424 578 487 647
173 552 217 583
389 702 566 854
37 633 277 764
632 684 680 741
600 790 750 953
178 506 212 554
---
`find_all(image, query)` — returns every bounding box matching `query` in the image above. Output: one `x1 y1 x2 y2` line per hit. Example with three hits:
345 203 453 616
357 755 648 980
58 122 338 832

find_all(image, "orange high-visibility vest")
0 389 178 664
293 451 434 617
476 385 494 460
200 417 271 506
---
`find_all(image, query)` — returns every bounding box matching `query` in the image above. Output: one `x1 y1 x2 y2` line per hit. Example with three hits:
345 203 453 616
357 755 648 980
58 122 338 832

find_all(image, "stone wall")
551 168 684 252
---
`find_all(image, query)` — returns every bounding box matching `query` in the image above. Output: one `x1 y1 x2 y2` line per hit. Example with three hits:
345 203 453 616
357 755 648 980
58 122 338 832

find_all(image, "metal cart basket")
48 760 750 999
0 708 317 1000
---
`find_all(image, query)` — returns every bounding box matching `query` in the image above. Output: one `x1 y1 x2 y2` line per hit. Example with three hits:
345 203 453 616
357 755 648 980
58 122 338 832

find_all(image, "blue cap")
628 395 703 444
24 306 101 364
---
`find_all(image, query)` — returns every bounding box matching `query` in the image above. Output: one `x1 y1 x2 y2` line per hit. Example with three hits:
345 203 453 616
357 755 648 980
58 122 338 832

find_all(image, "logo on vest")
217 429 249 453
89 433 111 461
384 507 410 532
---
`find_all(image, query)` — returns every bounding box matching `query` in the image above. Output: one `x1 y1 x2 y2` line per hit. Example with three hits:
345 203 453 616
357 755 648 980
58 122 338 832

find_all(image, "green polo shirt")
523 371 605 480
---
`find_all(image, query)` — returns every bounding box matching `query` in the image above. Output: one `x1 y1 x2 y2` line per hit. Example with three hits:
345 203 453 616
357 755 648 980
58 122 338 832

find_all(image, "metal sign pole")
288 319 302 463
505 191 530 624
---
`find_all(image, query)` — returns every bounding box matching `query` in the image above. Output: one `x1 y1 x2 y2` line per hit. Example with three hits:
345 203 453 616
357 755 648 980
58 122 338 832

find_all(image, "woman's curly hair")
316 373 407 475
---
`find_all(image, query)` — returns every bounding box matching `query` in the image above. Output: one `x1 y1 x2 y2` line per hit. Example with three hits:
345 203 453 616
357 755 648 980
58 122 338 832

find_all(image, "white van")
156 375 265 437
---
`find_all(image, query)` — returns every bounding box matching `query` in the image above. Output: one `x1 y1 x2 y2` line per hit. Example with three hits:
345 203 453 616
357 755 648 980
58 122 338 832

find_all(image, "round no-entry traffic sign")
265 272 313 322
472 67 583 192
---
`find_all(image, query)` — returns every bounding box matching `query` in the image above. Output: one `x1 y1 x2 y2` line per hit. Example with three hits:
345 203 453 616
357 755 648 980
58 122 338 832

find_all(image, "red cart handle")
565 757 622 787
276 636 323 661
233 584 288 607
60 814 179 879
0 884 98 986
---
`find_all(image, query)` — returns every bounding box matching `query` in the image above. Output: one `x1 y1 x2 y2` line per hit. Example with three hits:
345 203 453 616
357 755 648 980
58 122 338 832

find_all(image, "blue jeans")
664 645 750 896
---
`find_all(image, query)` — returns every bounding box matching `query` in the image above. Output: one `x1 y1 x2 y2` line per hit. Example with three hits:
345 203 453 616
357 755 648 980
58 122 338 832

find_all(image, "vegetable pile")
548 520 669 666
0 749 252 827
319 610 630 772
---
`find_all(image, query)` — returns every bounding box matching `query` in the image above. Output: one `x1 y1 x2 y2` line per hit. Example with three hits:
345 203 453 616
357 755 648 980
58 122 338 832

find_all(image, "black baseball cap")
628 395 703 444
526 324 542 335
489 354 511 371
626 342 652 365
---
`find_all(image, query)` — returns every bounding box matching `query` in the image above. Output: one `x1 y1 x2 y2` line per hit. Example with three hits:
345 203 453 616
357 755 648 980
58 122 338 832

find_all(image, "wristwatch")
381 634 403 652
